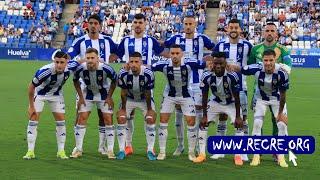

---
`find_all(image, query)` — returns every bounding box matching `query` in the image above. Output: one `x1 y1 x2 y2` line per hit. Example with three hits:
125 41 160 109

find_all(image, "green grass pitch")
0 60 319 179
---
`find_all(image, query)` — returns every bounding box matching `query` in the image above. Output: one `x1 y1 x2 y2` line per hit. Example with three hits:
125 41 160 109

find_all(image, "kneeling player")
23 51 79 159
193 52 244 165
116 52 157 160
242 49 289 168
71 48 117 159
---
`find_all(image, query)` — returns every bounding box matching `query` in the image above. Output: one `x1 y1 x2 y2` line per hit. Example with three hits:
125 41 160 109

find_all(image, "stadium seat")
298 41 305 49
304 41 311 49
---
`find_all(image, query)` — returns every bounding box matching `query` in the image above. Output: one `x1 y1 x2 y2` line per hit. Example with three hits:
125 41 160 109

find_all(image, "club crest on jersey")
224 82 229 88
100 43 105 50
272 79 278 86
194 40 198 46
143 41 147 47
64 75 69 80
98 75 102 81
238 47 243 54
182 69 187 75
140 80 145 86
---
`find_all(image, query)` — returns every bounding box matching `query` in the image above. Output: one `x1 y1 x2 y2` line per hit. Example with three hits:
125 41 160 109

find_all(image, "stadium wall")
0 47 320 68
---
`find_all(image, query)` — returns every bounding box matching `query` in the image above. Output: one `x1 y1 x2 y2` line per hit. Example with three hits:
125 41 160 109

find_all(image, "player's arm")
200 72 210 128
202 35 215 50
27 83 36 118
241 64 261 76
73 79 86 108
108 37 119 63
151 60 168 72
230 72 243 128
104 65 117 107
277 70 289 124
280 46 292 74
152 37 170 58
67 37 82 60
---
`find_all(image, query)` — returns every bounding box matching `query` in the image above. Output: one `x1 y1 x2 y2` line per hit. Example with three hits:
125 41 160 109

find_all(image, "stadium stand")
216 0 320 49
0 0 65 48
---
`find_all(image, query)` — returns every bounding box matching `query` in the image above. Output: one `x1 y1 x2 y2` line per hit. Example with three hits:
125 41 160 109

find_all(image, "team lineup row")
23 13 292 168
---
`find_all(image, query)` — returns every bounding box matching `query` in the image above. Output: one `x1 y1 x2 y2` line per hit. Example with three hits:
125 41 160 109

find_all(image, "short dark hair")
262 49 276 57
211 51 227 59
86 48 99 55
228 19 241 25
53 50 69 60
265 22 277 28
129 52 142 58
134 13 146 21
170 44 182 50
88 14 102 24
184 14 195 19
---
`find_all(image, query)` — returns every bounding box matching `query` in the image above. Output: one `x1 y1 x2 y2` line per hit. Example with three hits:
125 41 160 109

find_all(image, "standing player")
151 44 206 161
163 15 215 156
67 14 118 155
116 52 157 161
213 19 252 161
242 49 289 168
248 22 292 161
193 52 244 165
70 48 117 159
117 13 168 156
23 51 79 160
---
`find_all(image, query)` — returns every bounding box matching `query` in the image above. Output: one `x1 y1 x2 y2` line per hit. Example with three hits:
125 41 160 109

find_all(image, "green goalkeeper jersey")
248 42 292 67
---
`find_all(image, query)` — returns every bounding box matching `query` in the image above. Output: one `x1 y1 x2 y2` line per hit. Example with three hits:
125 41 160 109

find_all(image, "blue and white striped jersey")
200 70 241 105
214 38 253 91
164 33 214 87
117 35 164 65
118 66 155 101
67 34 118 64
164 33 215 60
241 63 289 101
151 58 206 98
32 60 80 97
73 62 117 101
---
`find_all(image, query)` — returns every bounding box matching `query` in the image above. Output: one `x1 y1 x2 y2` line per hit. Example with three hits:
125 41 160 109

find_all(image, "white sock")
252 117 263 136
277 121 288 136
74 124 86 152
98 126 106 149
126 117 134 147
198 127 208 155
56 120 66 152
117 123 127 152
105 125 115 152
145 124 156 152
217 120 227 136
243 120 249 136
158 123 168 153
175 109 184 149
27 120 38 151
187 125 197 154
234 128 244 136
195 110 202 150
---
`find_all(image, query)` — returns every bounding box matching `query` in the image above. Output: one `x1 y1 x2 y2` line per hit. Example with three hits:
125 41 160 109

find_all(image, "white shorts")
160 96 196 116
78 100 113 113
191 88 202 106
254 99 288 118
124 99 156 119
207 100 236 123
34 95 65 113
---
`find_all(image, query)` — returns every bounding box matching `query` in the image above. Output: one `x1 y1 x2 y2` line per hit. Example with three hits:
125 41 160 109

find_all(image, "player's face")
184 17 196 34
263 54 276 73
88 19 101 35
132 18 146 35
263 25 277 43
170 48 183 66
228 23 241 39
129 57 142 75
86 52 99 71
212 57 226 75
54 58 68 74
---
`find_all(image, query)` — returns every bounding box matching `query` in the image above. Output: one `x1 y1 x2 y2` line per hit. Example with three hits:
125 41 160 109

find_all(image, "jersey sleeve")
116 38 126 58
151 37 164 55
280 46 292 67
164 35 176 48
247 46 258 65
213 42 222 52
32 68 51 87
103 64 117 82
67 60 80 72
108 37 118 54
117 69 128 89
145 68 155 90
241 64 261 76
186 59 206 70
200 71 211 91
278 69 289 91
202 35 215 50
151 60 168 72
228 72 241 93
67 37 83 59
